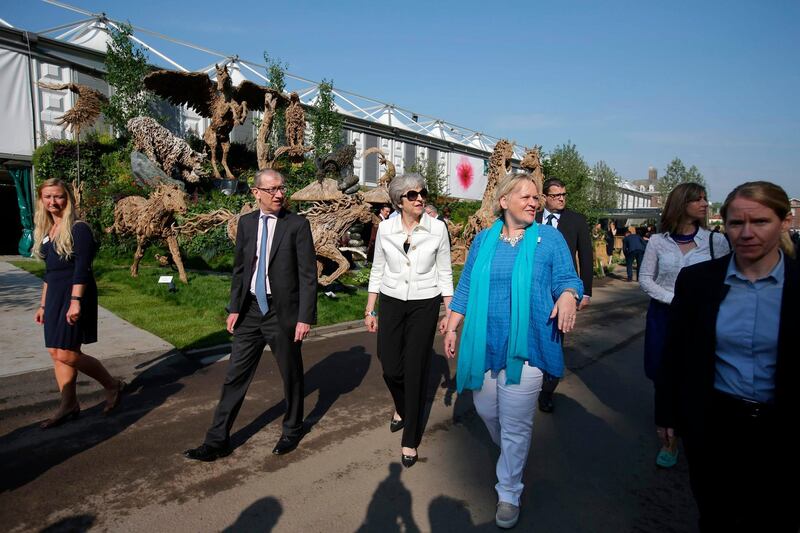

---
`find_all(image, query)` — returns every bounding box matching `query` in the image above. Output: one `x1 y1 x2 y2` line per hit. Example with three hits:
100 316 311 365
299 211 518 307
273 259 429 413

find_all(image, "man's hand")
226 313 239 334
294 322 311 342
34 307 44 325
578 295 591 310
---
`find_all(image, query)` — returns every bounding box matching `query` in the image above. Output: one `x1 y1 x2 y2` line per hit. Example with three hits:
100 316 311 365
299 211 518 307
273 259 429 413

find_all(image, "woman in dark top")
33 178 124 428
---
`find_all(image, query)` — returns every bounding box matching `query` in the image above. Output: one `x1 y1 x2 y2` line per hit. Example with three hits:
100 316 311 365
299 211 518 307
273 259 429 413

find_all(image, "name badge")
43 236 50 244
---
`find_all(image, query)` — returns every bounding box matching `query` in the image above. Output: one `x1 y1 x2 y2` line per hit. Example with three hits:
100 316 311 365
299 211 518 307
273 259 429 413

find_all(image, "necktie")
546 214 556 227
255 215 269 315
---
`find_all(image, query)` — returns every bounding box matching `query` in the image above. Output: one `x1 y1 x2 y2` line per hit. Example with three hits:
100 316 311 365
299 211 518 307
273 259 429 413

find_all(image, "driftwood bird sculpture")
144 65 285 180
37 82 108 137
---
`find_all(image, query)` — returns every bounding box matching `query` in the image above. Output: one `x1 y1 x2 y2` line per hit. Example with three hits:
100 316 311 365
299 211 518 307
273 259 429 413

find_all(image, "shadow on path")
221 496 281 532
38 514 95 533
356 463 419 533
0 329 227 492
230 346 371 449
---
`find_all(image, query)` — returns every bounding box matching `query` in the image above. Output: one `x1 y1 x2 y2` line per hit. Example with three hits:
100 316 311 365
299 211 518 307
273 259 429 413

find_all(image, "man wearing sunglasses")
184 169 317 461
534 177 593 413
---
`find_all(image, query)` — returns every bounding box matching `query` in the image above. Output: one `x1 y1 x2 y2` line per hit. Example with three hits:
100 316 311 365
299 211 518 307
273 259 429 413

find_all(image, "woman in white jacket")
639 182 730 468
365 173 453 468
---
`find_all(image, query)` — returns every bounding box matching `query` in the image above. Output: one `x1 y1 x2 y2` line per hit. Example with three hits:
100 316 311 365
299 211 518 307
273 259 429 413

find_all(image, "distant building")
791 198 800 231
628 166 662 207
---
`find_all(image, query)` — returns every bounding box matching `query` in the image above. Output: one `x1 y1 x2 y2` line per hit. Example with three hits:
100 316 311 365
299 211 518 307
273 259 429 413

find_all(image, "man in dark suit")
535 178 593 413
184 169 318 461
655 182 798 532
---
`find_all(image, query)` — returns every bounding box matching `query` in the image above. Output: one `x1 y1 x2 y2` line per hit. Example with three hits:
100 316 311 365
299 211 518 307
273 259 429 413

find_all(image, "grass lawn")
11 258 464 351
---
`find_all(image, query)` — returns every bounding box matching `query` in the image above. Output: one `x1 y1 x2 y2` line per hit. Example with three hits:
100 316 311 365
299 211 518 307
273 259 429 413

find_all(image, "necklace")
499 232 524 247
671 225 698 244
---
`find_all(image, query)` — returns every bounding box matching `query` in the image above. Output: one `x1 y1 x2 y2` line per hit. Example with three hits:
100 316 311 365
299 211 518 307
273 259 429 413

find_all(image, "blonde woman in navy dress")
33 178 124 428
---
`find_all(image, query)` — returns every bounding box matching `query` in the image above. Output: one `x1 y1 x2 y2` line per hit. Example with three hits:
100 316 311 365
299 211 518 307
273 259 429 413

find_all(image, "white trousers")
473 364 544 506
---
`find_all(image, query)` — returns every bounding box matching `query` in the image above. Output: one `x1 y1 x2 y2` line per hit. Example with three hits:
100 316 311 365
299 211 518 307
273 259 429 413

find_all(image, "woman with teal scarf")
443 173 582 529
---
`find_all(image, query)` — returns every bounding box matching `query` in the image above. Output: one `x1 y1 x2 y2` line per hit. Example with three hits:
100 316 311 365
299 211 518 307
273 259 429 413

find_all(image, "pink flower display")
457 156 474 190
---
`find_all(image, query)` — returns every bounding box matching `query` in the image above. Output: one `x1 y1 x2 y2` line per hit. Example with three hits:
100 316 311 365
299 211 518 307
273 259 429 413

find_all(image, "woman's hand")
365 315 377 333
443 331 458 359
438 316 449 335
66 300 81 325
34 307 45 325
550 292 577 333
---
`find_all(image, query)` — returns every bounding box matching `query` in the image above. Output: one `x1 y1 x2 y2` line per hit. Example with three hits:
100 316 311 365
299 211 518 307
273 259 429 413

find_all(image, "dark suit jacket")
536 208 593 296
655 254 799 440
228 208 318 334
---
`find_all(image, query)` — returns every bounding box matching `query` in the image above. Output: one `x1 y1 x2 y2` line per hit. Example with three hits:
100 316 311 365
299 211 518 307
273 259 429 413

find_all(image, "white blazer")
368 213 454 300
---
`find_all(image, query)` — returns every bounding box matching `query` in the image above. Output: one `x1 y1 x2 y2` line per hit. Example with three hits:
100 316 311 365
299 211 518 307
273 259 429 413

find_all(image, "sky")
2 0 798 201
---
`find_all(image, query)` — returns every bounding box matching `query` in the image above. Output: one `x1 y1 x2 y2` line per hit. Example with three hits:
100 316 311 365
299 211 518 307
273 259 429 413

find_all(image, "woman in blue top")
33 178 125 428
443 173 582 529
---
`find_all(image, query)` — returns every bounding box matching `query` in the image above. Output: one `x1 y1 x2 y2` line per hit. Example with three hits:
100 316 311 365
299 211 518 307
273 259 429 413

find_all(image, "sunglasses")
401 188 428 202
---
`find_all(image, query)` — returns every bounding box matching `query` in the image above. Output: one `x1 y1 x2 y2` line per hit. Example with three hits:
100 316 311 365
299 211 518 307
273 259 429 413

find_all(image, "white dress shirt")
249 212 277 297
542 208 561 229
639 227 730 304
368 213 454 300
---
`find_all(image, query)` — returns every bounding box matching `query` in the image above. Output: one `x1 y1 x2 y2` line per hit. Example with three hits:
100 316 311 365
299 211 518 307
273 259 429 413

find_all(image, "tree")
309 79 342 155
407 157 446 205
542 141 593 217
591 160 619 212
657 157 707 198
264 52 287 148
102 22 153 135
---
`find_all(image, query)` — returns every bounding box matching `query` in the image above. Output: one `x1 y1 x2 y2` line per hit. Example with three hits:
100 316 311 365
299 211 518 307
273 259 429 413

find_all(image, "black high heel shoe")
40 404 81 429
390 418 405 433
401 451 418 468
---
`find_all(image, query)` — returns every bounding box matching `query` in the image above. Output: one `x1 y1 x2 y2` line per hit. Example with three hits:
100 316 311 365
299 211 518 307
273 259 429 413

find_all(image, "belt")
712 390 775 420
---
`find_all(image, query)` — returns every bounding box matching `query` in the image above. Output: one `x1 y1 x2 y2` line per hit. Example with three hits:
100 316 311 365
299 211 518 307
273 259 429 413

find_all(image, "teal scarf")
456 219 540 392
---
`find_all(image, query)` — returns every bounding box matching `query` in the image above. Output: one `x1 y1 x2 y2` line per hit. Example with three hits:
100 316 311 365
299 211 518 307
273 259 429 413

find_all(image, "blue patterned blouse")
450 224 583 378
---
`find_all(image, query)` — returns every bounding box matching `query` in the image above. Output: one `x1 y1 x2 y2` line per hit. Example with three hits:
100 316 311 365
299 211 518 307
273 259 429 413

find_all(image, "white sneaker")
496 502 520 529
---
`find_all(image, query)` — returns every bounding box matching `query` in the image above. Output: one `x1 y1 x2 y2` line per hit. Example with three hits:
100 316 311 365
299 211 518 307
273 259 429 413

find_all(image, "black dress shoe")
401 452 418 468
390 418 405 433
538 392 554 413
183 443 232 462
272 435 301 455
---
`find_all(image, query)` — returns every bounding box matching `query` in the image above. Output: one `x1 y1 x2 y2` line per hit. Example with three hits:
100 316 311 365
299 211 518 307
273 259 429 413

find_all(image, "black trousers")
205 298 304 446
683 392 798 533
377 293 441 448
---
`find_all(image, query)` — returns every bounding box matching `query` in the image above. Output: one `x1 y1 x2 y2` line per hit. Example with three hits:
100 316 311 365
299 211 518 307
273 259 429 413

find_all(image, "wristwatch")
563 288 580 302
364 310 377 317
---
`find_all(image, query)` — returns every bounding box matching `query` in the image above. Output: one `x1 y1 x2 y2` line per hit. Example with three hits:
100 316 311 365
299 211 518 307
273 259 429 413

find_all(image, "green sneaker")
656 447 678 468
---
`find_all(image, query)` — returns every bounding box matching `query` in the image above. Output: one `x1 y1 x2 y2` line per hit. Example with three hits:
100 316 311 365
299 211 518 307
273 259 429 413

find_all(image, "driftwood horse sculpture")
107 185 189 283
302 195 377 285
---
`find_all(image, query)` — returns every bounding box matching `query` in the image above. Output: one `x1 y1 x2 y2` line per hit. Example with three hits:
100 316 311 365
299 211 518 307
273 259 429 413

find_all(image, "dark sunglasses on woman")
402 188 428 202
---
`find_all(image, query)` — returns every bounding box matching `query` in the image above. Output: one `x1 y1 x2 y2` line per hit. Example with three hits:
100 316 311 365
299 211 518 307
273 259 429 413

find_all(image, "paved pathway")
0 258 174 378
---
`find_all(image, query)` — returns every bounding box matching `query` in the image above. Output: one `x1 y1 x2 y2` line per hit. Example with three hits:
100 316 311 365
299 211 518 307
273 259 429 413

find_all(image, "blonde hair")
33 178 78 260
721 181 795 258
492 173 540 218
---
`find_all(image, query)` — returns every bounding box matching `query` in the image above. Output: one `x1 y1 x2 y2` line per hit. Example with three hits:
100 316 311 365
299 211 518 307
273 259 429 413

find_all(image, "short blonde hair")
492 173 539 217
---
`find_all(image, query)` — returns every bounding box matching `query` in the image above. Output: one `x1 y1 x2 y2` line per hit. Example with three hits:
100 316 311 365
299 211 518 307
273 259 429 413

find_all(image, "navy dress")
43 221 98 350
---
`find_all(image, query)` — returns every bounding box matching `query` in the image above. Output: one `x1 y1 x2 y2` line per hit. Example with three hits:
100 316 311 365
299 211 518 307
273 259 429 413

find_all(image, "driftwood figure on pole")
106 185 190 283
256 92 280 169
461 139 515 245
360 147 395 205
37 82 108 136
37 81 109 215
144 65 280 179
273 92 313 162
